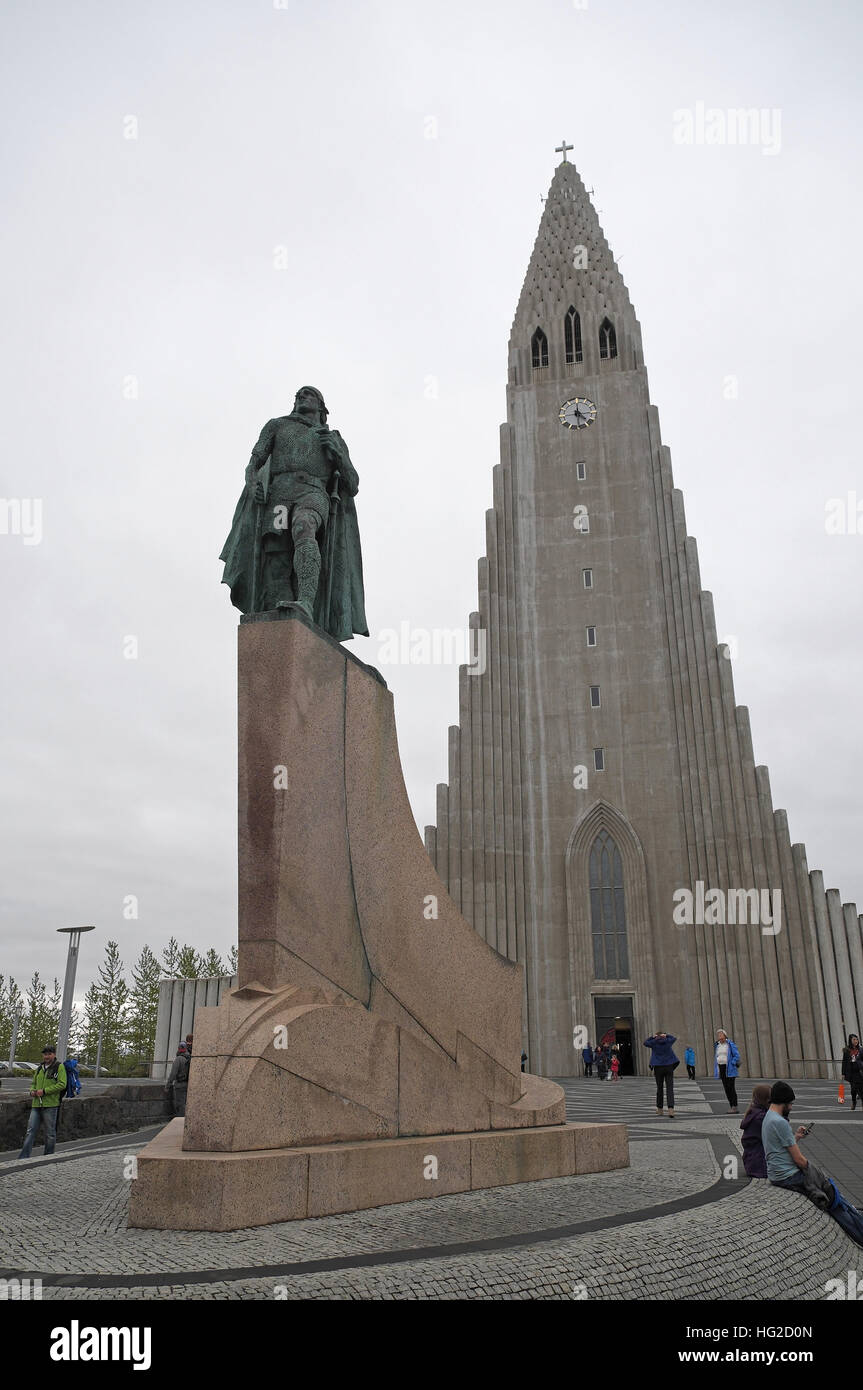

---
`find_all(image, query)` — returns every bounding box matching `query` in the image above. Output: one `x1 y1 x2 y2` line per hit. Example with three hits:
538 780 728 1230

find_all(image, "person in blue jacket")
63 1058 82 1098
684 1045 696 1080
581 1044 594 1077
713 1028 741 1112
644 1030 679 1117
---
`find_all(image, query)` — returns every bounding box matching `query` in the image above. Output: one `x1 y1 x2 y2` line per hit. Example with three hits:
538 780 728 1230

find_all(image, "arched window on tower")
531 327 549 369
589 829 629 978
564 307 583 365
599 317 617 361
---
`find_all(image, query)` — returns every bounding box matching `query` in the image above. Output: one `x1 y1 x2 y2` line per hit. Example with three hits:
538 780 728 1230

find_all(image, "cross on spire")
555 139 573 162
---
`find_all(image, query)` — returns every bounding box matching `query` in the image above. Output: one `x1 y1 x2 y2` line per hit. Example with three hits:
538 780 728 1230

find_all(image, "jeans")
18 1106 59 1158
654 1065 675 1110
583 1063 593 1077
718 1065 738 1107
773 1171 863 1247
686 1065 696 1080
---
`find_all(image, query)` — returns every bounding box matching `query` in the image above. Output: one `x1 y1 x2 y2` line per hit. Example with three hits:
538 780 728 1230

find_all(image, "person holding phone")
644 1030 679 1117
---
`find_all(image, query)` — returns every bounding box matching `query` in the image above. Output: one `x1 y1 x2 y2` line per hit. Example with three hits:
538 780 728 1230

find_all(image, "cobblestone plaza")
3 1078 861 1302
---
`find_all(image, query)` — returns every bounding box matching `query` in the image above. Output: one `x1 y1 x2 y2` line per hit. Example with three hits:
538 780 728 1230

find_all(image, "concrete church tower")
425 153 857 1080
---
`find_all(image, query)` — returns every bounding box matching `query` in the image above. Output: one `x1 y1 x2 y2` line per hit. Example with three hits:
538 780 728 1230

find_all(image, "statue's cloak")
219 463 368 642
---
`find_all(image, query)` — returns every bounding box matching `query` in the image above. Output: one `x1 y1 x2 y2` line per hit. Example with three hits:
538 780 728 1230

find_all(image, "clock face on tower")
559 397 597 430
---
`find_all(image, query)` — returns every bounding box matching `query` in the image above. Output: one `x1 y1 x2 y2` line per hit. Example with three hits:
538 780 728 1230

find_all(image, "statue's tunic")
250 416 360 539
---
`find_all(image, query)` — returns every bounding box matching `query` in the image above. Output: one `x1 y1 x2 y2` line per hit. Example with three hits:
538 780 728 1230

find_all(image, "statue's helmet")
294 385 328 424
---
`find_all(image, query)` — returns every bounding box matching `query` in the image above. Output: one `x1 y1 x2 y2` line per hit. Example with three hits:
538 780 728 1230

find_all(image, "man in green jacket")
18 1045 67 1159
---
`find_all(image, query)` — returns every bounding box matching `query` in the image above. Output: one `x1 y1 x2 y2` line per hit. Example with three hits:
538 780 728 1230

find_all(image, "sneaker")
729 1107 738 1114
656 1108 664 1115
668 1109 675 1118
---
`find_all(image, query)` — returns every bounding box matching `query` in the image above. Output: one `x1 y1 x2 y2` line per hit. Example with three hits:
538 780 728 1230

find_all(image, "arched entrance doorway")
594 995 636 1076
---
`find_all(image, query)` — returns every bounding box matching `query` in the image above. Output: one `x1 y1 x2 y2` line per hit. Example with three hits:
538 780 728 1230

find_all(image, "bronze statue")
220 386 368 641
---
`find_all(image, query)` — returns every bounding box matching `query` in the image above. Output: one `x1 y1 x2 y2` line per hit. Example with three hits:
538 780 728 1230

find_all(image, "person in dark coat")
841 1034 863 1110
740 1083 772 1177
582 1044 594 1078
165 1043 191 1117
644 1030 679 1117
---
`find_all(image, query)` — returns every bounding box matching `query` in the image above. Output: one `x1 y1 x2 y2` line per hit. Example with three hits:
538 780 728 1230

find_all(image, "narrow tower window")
599 317 617 360
582 568 593 589
589 829 629 978
586 626 597 647
531 327 549 369
576 461 586 480
564 307 583 364
590 685 601 708
593 747 605 772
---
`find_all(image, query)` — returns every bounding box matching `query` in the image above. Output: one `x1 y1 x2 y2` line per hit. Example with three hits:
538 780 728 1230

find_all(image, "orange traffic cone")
839 1083 846 1105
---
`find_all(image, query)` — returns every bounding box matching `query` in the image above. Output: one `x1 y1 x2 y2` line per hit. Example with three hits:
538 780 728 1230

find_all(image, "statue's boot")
292 539 321 621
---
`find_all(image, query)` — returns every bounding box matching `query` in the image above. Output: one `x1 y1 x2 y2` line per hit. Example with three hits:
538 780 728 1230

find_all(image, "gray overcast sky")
1 0 861 1001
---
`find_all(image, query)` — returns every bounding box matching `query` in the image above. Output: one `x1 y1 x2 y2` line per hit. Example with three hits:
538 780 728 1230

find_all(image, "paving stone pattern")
3 1078 862 1300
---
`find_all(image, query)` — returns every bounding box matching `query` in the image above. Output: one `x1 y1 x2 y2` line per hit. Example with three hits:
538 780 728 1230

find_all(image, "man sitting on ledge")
763 1080 863 1247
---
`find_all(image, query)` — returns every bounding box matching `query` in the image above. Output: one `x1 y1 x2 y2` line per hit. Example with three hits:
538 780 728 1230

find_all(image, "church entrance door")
593 995 636 1076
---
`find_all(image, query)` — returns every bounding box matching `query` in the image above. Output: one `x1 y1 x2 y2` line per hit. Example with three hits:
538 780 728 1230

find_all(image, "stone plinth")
130 612 629 1228
128 1118 629 1231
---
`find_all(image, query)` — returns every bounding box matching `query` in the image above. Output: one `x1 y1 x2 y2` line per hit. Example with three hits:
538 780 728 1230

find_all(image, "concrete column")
477 554 497 950
736 708 782 1078
458 662 474 925
809 869 843 1078
469 608 486 943
791 845 832 1077
772 812 818 1077
700 599 754 1073
435 784 448 888
486 507 507 959
826 888 856 1041
151 979 173 1079
447 726 462 912
501 430 531 1047
682 535 732 1058
754 768 800 1073
657 466 709 1059
842 903 863 1033
492 465 517 965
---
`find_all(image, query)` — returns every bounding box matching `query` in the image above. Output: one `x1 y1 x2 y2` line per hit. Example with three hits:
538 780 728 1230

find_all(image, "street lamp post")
56 925 95 1060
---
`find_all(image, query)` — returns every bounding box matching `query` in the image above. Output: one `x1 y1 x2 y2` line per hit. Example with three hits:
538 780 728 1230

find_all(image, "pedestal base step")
128 1118 629 1231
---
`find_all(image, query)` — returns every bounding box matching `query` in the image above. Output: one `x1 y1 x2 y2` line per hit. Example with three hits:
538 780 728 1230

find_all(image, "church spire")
509 154 639 383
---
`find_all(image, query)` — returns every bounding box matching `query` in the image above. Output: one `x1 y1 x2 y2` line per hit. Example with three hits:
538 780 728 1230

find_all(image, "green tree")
0 976 23 1058
20 972 52 1059
127 944 161 1071
83 941 129 1074
199 948 224 978
161 937 180 978
227 944 238 976
81 981 103 1067
176 944 201 978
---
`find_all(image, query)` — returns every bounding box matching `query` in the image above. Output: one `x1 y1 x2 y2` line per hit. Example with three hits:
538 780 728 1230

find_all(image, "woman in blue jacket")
644 1031 680 1117
713 1028 741 1112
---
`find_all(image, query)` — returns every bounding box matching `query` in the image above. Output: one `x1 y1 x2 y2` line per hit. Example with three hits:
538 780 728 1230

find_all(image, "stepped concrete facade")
424 157 858 1081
